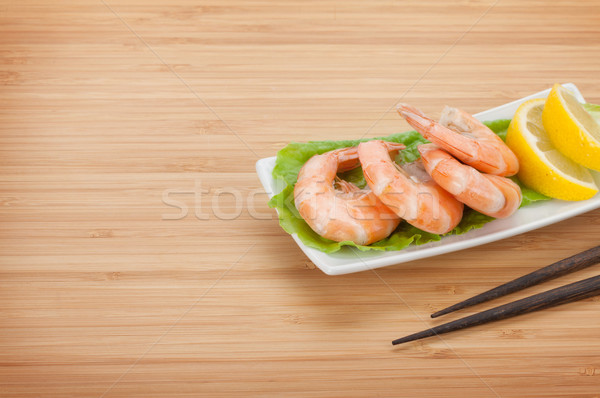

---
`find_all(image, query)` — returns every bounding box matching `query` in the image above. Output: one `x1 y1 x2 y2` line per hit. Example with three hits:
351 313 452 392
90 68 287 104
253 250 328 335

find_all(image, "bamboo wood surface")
1 1 600 397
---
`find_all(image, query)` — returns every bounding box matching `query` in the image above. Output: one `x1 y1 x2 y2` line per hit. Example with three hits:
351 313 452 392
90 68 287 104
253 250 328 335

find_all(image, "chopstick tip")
392 336 419 345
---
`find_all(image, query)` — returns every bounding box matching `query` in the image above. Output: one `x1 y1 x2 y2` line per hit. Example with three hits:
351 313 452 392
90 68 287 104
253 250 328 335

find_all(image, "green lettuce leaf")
268 119 550 253
583 103 600 124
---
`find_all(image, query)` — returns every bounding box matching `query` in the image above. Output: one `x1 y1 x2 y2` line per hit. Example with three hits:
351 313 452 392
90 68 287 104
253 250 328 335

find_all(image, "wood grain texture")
1 0 599 397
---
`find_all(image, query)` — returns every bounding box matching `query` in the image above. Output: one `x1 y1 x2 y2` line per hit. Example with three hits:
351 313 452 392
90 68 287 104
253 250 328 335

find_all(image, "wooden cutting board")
1 1 599 397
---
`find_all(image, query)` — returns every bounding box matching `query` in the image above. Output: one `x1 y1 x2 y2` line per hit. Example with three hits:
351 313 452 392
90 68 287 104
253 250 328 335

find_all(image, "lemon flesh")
542 84 600 171
506 98 598 201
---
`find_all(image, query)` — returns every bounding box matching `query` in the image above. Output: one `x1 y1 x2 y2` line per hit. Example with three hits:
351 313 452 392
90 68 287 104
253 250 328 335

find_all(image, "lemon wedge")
542 84 600 171
506 98 598 201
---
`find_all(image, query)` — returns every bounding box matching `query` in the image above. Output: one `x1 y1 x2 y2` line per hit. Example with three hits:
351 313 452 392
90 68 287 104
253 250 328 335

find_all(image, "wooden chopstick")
392 274 600 345
431 245 600 318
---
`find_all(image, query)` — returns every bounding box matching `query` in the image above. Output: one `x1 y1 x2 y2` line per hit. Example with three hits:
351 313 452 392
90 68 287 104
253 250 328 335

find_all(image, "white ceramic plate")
256 84 600 275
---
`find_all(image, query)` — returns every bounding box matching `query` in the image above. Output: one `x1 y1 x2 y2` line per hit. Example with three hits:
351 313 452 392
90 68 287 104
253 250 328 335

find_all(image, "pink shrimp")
358 140 464 234
418 144 522 218
294 145 403 245
397 104 519 176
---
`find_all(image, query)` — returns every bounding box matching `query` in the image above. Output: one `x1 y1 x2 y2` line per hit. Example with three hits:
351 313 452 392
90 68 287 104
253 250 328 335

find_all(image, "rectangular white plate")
256 83 600 275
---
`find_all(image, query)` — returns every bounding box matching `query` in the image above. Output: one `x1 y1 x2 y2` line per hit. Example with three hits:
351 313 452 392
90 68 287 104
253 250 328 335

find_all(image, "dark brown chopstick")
431 245 600 318
392 274 600 345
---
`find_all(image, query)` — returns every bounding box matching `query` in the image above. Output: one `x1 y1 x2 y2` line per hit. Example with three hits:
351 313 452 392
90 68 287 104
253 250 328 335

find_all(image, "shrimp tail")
331 147 360 172
400 109 469 155
330 143 406 173
382 141 405 160
396 106 437 139
396 103 427 118
397 107 448 142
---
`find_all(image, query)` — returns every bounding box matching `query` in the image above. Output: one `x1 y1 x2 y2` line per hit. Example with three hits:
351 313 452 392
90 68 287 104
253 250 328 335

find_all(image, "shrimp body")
418 144 522 218
398 104 519 176
294 146 402 245
358 140 464 234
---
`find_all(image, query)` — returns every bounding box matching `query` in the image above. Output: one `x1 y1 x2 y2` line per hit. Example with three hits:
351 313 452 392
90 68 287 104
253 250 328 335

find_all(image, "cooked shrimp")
397 104 519 176
418 144 522 218
358 140 464 234
294 145 403 245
